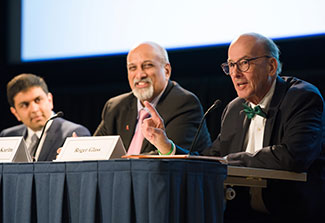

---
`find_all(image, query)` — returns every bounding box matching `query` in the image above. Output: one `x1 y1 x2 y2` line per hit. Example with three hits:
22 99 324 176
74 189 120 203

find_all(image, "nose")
29 101 40 112
135 68 147 80
230 64 242 78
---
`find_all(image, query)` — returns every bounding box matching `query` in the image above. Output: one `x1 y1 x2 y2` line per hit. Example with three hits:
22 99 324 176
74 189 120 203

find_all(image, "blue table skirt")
1 159 227 223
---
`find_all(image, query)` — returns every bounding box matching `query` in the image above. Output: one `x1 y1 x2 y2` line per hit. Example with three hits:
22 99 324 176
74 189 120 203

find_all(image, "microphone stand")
187 100 221 156
32 111 64 161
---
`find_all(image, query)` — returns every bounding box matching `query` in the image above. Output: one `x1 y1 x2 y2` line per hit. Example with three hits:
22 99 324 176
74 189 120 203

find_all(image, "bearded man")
94 42 211 155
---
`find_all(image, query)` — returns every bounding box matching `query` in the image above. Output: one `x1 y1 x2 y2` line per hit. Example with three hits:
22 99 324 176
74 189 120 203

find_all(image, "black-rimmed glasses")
221 55 271 75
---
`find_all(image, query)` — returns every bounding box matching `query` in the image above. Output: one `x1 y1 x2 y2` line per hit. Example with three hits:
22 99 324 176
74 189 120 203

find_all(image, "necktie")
127 109 150 155
28 133 39 159
243 103 267 119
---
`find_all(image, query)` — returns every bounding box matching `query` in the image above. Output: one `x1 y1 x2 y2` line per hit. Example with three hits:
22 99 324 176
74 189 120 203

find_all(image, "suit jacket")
94 80 211 153
0 117 91 161
203 76 325 220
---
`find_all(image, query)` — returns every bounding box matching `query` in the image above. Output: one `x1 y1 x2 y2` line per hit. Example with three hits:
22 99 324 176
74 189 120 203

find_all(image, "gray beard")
132 84 154 101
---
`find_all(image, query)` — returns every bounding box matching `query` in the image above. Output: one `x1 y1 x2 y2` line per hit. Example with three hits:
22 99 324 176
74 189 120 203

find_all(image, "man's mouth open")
236 81 248 89
135 81 150 89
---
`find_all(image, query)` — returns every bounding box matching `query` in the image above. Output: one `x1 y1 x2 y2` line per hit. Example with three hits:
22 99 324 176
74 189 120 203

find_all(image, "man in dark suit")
0 73 91 161
141 33 325 222
94 41 211 155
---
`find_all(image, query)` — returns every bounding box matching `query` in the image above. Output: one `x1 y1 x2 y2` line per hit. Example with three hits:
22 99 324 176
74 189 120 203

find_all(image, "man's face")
127 44 171 102
227 35 277 104
10 86 53 131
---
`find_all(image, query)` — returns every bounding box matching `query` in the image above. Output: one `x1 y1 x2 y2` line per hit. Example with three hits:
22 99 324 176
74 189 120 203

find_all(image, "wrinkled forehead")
228 35 265 61
127 43 162 64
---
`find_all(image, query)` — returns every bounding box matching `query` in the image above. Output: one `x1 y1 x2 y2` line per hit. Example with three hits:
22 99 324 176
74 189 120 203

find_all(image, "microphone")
32 111 64 161
188 99 221 156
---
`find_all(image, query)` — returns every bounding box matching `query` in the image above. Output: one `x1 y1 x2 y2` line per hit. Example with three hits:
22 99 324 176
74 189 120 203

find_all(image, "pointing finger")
143 101 162 121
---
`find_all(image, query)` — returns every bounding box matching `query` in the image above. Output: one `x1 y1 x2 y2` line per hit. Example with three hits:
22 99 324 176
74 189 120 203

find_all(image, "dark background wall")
1 1 325 141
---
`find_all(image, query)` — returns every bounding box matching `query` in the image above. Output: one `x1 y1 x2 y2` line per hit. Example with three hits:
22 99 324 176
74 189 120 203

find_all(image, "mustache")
133 77 153 86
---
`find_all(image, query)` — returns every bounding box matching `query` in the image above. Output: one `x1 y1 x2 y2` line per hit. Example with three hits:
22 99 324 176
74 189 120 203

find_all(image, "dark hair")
7 73 49 107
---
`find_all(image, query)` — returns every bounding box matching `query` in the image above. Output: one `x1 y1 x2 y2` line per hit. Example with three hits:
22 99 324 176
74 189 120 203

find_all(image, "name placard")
0 137 32 162
55 135 126 161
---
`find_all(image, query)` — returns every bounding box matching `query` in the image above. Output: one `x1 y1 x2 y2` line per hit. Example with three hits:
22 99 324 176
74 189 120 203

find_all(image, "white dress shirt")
245 80 276 154
26 115 54 161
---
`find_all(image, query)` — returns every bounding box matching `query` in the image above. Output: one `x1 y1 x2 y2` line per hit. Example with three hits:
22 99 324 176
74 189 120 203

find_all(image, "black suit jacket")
94 80 211 153
203 76 325 220
0 117 91 161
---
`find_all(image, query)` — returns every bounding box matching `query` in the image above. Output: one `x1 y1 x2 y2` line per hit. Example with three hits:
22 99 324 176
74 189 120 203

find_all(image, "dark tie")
28 133 39 158
243 103 267 119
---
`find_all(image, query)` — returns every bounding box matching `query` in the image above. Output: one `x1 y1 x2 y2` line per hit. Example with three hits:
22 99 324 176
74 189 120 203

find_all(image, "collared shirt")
136 81 167 114
25 113 55 161
135 81 176 155
245 80 276 154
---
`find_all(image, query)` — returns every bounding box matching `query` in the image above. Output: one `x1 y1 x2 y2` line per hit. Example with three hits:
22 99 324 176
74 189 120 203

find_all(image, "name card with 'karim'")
55 136 126 162
0 137 32 162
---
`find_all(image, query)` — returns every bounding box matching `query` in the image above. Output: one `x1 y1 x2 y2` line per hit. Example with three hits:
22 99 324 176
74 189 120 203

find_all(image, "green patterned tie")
242 103 267 119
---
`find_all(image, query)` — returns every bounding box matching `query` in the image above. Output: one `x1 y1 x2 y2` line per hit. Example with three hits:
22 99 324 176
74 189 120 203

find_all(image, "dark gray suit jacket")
203 76 325 220
94 80 211 154
0 117 91 161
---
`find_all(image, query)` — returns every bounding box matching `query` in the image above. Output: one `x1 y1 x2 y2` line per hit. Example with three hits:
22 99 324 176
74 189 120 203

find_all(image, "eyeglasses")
221 55 271 75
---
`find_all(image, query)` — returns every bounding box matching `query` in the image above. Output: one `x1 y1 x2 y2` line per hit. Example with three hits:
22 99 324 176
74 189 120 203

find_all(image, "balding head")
230 33 282 75
126 42 171 103
227 33 279 104
127 41 169 65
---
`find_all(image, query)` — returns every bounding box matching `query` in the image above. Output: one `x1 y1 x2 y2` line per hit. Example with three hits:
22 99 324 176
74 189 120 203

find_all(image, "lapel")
263 76 287 146
239 102 251 151
38 118 61 161
141 80 173 153
22 127 28 139
122 95 138 150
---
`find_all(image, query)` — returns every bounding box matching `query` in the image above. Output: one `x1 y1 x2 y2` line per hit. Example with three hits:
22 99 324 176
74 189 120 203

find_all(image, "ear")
164 63 172 80
268 57 278 77
47 92 54 110
10 106 21 122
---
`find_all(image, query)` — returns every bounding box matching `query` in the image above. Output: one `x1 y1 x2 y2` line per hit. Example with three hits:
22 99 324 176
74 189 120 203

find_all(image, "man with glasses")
141 33 325 222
